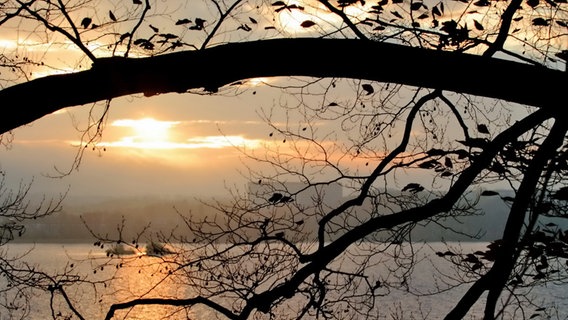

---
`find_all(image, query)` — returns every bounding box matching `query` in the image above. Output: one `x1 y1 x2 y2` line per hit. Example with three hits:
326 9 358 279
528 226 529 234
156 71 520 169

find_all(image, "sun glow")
275 0 369 33
88 118 263 151
110 118 180 149
277 7 317 32
247 78 269 86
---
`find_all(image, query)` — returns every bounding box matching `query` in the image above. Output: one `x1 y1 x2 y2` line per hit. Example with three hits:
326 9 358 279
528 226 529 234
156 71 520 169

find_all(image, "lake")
1 242 567 319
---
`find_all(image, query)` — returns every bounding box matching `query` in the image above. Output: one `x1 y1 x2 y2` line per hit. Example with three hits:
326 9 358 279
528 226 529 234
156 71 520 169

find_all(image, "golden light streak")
75 118 266 151
247 78 270 86
113 118 179 144
99 135 262 150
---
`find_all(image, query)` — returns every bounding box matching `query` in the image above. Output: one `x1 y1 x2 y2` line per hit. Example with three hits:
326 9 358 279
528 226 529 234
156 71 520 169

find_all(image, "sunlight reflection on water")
2 243 205 320
2 242 568 320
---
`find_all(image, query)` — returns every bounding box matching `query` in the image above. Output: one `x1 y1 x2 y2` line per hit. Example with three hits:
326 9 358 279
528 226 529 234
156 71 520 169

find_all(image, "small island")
105 241 174 257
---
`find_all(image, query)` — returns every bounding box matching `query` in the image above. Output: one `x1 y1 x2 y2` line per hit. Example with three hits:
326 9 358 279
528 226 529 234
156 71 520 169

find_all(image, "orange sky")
0 0 338 202
1 85 280 199
0 76 381 201
0 74 529 204
1 80 431 203
0 0 548 205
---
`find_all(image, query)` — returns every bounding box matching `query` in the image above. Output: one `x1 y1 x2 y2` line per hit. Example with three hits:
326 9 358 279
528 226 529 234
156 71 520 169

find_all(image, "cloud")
98 135 262 150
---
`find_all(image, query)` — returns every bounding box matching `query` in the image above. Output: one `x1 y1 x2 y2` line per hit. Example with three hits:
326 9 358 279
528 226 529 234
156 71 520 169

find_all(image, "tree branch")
483 118 567 319
240 108 553 318
0 38 563 134
104 296 236 320
316 89 441 248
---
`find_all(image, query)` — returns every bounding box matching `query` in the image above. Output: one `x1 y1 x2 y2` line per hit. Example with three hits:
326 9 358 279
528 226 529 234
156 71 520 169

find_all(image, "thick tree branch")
444 117 567 320
0 38 564 134
483 119 567 319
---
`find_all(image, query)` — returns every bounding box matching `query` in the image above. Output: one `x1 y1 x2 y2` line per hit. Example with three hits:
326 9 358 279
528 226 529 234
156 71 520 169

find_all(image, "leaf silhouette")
132 0 142 4
272 1 286 5
477 124 490 134
481 190 500 196
175 18 192 25
473 20 484 30
426 148 446 156
109 10 117 22
391 10 404 19
456 149 469 159
473 0 489 6
159 33 177 39
410 2 423 10
401 183 424 193
532 17 549 26
238 24 252 31
362 83 374 95
249 17 258 24
80 17 92 28
300 20 316 28
268 193 283 203
526 0 539 7
190 18 206 30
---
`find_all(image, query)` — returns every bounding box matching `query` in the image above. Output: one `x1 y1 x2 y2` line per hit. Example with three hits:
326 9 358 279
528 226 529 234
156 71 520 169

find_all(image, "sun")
111 118 180 149
91 117 265 154
129 118 172 142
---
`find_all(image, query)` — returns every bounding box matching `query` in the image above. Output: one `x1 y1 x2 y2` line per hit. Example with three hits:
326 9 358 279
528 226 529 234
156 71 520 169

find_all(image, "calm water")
2 242 568 320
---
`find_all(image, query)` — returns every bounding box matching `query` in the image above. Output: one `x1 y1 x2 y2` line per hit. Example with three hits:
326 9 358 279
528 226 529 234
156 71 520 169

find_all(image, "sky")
0 0 552 208
0 0 364 204
2 76 441 204
1 75 387 203
1 83 286 200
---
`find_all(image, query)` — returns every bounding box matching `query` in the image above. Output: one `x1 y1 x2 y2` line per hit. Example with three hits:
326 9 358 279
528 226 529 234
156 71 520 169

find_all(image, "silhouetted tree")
0 0 567 318
0 176 73 319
